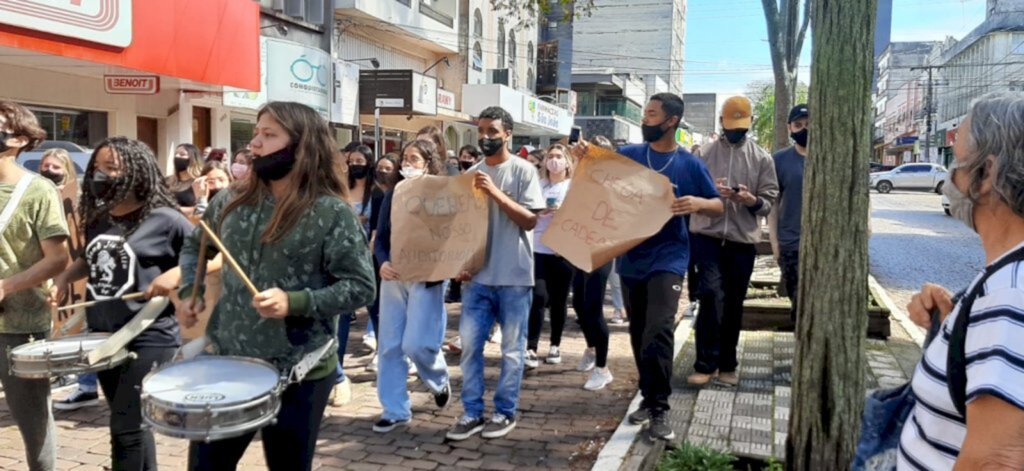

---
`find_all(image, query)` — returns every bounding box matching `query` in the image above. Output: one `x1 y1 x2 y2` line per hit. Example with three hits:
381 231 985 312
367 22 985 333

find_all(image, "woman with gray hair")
899 92 1024 469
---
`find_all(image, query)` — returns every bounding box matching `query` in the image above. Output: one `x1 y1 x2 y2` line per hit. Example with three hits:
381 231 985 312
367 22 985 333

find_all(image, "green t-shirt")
0 176 70 334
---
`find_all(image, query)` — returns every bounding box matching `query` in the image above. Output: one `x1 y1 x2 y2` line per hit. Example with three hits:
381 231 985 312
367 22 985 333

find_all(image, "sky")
682 0 987 95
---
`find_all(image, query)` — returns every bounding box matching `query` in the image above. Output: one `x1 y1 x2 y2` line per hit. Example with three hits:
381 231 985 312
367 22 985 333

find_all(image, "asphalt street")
869 190 985 314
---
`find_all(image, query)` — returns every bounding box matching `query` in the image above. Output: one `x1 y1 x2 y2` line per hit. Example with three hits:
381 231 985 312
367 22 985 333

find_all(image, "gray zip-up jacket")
689 136 779 245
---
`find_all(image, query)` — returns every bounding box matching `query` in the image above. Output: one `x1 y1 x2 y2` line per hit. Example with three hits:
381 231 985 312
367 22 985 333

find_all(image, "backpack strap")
947 244 1024 416
0 174 34 236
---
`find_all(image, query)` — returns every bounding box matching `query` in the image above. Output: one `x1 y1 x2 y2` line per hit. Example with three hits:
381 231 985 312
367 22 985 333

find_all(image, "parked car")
17 140 92 175
869 162 894 173
942 194 951 215
869 163 948 194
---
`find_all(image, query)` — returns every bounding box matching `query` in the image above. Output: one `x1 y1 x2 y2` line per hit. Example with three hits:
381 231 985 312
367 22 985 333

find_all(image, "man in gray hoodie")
688 96 779 387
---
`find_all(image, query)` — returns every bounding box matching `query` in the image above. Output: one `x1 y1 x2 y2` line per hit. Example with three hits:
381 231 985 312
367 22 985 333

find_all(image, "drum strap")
0 175 36 273
87 296 169 365
289 338 337 384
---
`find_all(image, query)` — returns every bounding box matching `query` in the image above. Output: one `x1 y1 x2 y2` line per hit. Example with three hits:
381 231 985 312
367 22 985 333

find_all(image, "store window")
230 117 256 155
27 105 107 149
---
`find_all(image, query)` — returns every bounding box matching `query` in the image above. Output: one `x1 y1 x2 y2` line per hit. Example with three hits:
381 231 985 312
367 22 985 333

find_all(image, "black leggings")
528 253 575 351
97 345 176 471
188 368 338 471
572 263 613 368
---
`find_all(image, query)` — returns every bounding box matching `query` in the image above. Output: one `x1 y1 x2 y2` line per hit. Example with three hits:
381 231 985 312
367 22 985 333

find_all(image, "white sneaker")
362 333 377 352
408 360 418 377
584 367 613 391
365 354 378 372
545 345 562 364
610 310 626 325
524 350 540 369
577 348 596 372
489 329 502 344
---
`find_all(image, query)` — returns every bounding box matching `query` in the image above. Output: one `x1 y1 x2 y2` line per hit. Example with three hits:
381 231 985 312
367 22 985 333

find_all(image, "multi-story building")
571 69 647 144
682 93 720 138
571 0 686 96
872 41 941 162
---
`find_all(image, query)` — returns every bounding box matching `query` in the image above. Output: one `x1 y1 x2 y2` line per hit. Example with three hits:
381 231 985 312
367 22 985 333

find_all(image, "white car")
870 163 948 194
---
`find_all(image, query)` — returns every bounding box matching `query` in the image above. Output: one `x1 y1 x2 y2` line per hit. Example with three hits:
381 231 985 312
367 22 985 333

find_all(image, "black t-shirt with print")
85 207 193 348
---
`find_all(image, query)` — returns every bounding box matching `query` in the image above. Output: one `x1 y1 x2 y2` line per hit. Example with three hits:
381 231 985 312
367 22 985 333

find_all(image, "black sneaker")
435 382 451 409
372 417 411 433
481 413 517 439
627 407 650 425
648 410 676 441
53 389 100 411
446 416 486 441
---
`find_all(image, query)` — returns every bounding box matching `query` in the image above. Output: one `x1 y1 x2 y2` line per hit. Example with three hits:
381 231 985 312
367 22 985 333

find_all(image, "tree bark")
762 0 811 152
786 0 876 469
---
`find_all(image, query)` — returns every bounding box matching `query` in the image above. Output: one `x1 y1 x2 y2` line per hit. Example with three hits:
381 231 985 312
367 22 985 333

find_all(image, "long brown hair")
220 102 348 244
416 125 448 161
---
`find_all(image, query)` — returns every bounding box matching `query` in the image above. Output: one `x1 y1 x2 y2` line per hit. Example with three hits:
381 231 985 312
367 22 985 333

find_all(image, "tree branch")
761 0 786 74
794 0 811 68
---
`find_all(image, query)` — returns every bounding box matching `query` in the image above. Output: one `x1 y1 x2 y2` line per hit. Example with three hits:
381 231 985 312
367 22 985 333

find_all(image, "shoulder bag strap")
0 174 35 237
947 244 1024 416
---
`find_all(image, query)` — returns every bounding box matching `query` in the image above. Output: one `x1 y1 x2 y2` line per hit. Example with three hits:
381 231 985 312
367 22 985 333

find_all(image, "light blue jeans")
377 280 449 421
609 260 625 311
459 282 532 419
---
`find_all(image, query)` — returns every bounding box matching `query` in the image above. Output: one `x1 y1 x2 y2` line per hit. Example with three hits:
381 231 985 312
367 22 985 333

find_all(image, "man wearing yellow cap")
688 96 779 388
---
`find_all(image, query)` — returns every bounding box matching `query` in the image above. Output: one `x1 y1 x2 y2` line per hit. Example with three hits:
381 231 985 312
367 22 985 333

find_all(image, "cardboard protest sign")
541 145 675 272
52 178 87 338
390 173 490 282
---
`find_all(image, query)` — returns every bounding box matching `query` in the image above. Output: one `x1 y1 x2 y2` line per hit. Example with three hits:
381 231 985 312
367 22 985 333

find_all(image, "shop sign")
437 89 456 111
359 70 438 116
894 136 917 146
0 0 133 47
331 59 360 126
945 129 957 147
522 97 561 132
104 75 159 94
265 38 331 120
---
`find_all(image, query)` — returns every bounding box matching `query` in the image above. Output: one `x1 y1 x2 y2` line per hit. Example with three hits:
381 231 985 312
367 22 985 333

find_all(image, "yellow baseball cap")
721 96 753 129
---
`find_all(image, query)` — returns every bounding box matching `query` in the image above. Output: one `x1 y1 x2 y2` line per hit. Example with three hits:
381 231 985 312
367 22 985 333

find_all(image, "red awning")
0 0 259 90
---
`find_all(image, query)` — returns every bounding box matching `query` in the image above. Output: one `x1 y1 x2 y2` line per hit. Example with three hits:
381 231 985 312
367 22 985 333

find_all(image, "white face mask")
400 167 425 179
942 164 975 231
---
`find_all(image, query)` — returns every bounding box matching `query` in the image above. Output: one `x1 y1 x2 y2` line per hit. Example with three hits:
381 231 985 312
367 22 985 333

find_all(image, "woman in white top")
525 145 574 369
900 91 1024 470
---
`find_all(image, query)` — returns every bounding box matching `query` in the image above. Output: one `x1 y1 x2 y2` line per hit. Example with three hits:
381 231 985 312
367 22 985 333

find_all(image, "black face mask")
40 170 65 186
459 160 474 171
173 158 190 173
478 137 505 157
349 164 369 180
252 146 297 182
0 131 11 154
375 170 393 185
791 128 809 147
90 170 118 201
724 129 748 144
642 120 671 143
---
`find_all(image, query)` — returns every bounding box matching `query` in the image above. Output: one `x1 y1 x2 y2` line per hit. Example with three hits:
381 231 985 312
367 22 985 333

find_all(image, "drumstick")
198 220 259 297
57 292 147 311
190 232 209 307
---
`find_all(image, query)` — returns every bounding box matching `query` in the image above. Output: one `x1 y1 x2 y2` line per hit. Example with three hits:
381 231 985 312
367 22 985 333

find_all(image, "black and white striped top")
898 243 1024 470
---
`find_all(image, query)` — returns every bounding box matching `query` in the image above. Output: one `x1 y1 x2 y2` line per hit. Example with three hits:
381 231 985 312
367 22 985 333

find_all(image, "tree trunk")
773 70 797 152
786 0 876 469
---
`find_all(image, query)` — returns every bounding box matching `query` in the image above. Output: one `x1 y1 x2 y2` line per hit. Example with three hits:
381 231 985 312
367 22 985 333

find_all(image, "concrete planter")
742 279 892 339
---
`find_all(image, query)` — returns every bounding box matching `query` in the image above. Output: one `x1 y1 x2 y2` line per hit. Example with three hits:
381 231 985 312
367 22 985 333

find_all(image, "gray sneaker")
481 413 517 439
627 407 650 425
446 416 486 441
648 410 676 441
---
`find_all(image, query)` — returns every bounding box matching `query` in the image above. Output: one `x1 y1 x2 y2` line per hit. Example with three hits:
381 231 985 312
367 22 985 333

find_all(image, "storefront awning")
461 84 574 137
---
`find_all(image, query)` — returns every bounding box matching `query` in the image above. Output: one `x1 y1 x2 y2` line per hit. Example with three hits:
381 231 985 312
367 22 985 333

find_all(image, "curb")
591 315 695 471
868 274 925 347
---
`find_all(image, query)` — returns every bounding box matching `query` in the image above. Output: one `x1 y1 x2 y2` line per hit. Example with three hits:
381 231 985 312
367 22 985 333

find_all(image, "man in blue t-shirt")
769 104 809 321
575 93 722 441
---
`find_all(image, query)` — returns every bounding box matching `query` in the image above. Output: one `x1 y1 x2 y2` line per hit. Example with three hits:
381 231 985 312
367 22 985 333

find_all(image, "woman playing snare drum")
51 136 192 470
177 101 376 471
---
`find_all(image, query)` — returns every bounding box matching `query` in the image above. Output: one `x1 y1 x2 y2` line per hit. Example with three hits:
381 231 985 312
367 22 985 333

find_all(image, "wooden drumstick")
198 220 259 297
190 232 209 307
57 291 147 311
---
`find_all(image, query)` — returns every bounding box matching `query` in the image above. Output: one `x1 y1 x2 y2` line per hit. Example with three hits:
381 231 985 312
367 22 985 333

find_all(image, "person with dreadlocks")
176 101 375 471
51 136 193 470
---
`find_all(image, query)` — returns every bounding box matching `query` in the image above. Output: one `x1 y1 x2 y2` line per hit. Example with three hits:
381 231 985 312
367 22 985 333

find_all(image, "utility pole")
911 65 939 163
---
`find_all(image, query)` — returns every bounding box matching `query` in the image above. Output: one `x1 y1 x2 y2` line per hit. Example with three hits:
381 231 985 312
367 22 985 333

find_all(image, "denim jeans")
334 313 352 383
78 372 98 393
377 280 449 421
459 282 532 419
608 260 625 311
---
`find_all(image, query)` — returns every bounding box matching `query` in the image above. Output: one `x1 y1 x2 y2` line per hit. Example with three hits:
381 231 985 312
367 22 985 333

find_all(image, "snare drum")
141 356 285 442
8 333 131 379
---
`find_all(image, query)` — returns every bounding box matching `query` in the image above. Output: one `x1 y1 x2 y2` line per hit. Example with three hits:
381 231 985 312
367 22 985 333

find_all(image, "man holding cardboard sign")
571 93 723 442
446 106 545 442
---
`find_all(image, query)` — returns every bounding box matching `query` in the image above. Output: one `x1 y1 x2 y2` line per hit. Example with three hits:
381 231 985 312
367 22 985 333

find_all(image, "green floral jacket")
180 190 375 380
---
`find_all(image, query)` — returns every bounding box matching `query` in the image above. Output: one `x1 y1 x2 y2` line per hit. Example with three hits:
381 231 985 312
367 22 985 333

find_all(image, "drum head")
11 333 111 357
144 357 280 406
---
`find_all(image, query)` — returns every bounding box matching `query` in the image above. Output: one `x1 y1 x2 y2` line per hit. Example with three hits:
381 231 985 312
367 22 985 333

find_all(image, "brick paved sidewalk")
0 303 641 471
